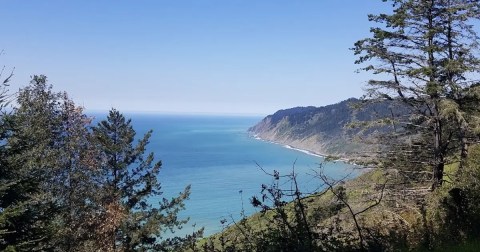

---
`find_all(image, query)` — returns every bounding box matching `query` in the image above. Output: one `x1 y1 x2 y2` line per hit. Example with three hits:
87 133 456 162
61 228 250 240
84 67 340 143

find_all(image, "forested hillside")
248 98 400 159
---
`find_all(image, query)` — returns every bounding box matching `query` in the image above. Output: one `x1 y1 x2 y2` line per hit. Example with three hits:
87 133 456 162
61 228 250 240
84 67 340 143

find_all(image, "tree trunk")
433 119 445 189
457 130 468 174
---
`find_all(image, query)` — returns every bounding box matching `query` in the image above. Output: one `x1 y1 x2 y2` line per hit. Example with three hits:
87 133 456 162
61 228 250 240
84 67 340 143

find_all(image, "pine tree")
1 76 100 251
92 109 195 251
353 0 480 189
0 65 16 250
53 94 101 251
0 75 61 251
2 76 200 250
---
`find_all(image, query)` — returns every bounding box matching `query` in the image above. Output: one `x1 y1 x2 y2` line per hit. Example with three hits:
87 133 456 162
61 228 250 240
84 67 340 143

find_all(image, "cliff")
248 98 393 159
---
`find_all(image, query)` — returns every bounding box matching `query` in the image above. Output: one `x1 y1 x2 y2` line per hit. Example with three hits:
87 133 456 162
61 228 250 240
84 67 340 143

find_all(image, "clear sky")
1 1 389 116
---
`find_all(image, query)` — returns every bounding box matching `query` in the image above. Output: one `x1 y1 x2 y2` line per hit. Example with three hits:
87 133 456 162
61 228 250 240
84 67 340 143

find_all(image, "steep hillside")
248 98 392 159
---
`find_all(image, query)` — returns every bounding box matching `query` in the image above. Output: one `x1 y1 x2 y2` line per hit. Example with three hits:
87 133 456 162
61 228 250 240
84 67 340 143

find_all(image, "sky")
0 1 390 116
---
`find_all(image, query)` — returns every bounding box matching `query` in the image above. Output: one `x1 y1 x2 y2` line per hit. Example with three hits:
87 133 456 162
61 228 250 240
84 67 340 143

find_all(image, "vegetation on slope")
248 98 407 159
249 98 357 157
0 76 201 251
194 144 480 251
201 0 480 251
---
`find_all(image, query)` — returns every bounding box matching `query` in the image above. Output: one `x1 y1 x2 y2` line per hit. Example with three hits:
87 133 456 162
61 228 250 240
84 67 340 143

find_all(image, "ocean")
92 113 357 236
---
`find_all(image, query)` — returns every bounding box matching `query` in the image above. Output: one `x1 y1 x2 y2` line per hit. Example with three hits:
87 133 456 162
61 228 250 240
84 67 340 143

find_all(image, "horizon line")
83 108 268 117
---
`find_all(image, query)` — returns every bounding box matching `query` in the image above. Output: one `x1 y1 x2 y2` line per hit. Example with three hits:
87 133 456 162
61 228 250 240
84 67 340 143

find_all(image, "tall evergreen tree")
0 65 15 250
353 0 480 188
2 75 199 250
92 109 195 251
1 76 100 251
53 94 101 251
0 75 61 251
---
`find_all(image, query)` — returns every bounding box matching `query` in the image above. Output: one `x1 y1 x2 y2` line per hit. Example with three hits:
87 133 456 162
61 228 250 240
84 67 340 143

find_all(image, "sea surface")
91 113 357 236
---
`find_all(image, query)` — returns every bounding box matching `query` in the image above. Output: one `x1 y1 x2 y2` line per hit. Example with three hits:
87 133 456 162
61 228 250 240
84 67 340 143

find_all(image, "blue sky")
1 1 389 115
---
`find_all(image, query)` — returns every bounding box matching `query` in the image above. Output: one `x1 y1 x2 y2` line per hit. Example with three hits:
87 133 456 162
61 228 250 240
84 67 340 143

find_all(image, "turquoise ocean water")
92 113 356 236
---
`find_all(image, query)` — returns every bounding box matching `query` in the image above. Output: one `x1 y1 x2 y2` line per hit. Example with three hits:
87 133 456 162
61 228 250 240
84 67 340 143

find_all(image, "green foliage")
0 64 12 247
353 0 480 189
52 95 102 251
198 140 480 251
249 98 401 159
92 109 200 251
0 75 200 251
423 144 480 249
0 75 62 251
195 165 401 252
0 76 104 251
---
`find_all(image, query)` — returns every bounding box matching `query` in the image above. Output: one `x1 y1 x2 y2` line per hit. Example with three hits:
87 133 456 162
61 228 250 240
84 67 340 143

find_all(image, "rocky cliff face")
249 98 394 159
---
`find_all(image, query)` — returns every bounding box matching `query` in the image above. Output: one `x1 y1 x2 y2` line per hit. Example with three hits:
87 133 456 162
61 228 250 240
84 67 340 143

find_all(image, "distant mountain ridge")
248 98 391 159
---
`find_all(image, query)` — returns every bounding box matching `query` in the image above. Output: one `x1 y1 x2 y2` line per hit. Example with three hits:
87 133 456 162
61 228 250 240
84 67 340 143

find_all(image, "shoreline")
251 134 354 164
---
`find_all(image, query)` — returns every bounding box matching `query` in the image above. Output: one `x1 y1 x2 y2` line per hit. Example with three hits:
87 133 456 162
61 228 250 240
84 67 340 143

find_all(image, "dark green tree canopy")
353 0 480 188
93 109 197 251
1 76 199 251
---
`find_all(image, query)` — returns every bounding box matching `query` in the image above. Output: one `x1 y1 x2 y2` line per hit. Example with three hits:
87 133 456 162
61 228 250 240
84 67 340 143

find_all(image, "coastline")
251 134 354 164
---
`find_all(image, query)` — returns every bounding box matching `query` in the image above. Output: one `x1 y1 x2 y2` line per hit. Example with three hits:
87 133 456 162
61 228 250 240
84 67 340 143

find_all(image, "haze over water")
105 113 357 236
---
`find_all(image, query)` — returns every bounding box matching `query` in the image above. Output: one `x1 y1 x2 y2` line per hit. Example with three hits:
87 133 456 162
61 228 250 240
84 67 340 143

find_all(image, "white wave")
251 135 324 158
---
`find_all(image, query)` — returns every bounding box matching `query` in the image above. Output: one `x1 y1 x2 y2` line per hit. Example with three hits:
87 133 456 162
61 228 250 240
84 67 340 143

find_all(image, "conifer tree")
2 75 199 250
353 0 480 188
53 94 101 251
0 66 16 250
92 109 195 251
1 76 100 251
0 75 61 251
